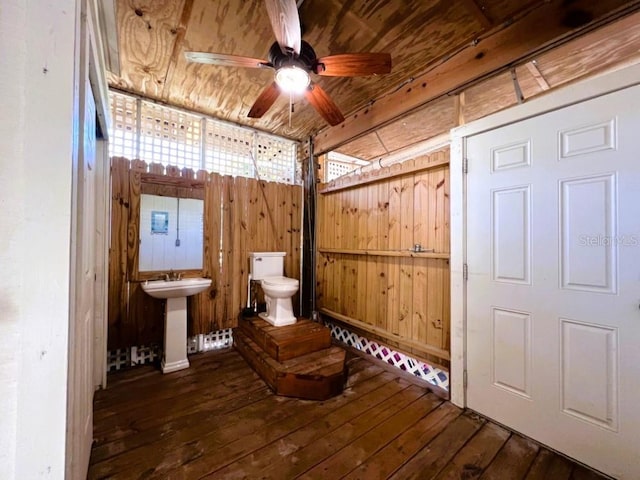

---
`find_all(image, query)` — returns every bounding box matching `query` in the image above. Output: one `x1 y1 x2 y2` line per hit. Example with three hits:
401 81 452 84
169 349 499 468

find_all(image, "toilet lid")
261 276 299 287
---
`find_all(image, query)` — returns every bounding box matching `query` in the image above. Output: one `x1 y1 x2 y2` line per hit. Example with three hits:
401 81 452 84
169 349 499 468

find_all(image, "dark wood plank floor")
89 348 607 480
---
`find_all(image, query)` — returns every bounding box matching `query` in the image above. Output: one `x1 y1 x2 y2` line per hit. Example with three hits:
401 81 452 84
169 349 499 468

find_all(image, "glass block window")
138 101 202 170
109 93 137 159
255 133 298 184
108 90 300 185
203 120 254 178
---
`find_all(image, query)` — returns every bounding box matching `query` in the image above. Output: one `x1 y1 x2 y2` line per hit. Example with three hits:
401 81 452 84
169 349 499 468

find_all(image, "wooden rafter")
313 0 640 154
459 0 493 29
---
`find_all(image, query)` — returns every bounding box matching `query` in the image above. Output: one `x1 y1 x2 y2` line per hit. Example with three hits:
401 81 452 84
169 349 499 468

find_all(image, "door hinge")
463 370 468 389
463 157 469 174
463 263 468 281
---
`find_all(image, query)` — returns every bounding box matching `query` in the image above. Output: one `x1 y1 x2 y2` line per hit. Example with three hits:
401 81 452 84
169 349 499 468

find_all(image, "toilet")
249 252 299 326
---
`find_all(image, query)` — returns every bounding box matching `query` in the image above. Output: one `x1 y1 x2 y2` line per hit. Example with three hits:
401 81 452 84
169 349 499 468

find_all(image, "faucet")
164 270 182 281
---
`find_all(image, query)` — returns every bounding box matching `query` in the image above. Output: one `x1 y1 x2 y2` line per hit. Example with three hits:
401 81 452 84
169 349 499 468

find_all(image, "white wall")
0 1 79 478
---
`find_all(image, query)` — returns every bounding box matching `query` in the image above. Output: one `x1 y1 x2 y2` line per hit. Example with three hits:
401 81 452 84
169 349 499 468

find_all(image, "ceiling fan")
184 0 392 126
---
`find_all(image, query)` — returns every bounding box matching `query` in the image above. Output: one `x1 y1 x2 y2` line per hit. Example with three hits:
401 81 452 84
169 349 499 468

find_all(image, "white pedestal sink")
141 278 212 374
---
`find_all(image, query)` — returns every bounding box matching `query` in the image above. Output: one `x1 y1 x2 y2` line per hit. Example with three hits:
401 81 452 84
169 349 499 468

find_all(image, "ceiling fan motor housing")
269 40 317 72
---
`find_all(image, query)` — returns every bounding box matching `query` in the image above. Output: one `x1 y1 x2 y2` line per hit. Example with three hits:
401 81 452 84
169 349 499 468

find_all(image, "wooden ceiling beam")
459 0 493 29
312 0 640 154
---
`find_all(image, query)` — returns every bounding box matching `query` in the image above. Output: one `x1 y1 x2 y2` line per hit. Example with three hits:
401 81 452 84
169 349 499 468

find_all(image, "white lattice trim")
198 329 234 351
107 348 131 373
107 328 234 372
131 344 161 366
327 321 449 390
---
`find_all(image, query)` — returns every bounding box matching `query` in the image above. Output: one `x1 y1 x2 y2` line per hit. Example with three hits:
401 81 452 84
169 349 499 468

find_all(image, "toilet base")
260 293 297 327
259 311 297 327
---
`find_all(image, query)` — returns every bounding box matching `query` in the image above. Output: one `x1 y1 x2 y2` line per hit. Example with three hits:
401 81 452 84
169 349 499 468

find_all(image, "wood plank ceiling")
108 0 639 142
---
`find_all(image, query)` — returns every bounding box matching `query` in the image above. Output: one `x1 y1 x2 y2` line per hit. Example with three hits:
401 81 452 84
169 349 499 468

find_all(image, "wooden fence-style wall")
108 157 302 350
316 148 450 368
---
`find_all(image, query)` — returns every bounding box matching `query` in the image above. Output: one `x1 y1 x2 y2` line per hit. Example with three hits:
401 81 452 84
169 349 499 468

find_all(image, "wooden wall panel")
375 182 389 331
317 148 451 366
535 12 640 87
386 174 402 336
398 168 414 339
355 186 368 322
460 68 541 124
108 157 132 349
107 159 302 350
376 96 458 156
220 175 233 325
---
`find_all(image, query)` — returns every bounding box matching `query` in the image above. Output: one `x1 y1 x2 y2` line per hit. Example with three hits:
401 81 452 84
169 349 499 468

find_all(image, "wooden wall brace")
318 248 450 259
525 60 551 91
510 68 525 104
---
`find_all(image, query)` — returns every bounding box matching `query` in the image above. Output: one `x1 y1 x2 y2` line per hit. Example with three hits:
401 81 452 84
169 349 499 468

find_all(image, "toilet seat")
261 276 299 287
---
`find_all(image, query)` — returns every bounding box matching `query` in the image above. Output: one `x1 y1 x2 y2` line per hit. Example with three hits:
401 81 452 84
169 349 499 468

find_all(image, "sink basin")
142 277 212 299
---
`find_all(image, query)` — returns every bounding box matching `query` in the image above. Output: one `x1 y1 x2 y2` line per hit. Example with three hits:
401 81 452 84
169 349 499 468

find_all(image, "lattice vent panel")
198 329 234 351
138 101 202 168
107 348 131 373
106 329 234 372
255 133 298 184
109 93 137 159
203 121 254 178
327 321 449 390
131 344 161 366
326 161 357 182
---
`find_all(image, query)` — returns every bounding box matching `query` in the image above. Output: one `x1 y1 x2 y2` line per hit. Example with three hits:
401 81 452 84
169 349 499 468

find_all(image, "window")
108 91 300 185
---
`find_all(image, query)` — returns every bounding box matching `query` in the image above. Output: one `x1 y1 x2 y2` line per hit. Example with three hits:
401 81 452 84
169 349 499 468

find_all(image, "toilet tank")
249 252 286 280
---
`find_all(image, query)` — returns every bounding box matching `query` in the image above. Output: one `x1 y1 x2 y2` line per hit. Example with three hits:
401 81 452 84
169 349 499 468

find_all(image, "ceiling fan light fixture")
275 66 310 95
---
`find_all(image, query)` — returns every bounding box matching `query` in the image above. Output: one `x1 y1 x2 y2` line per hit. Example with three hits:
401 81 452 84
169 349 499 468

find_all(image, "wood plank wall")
317 149 450 368
108 157 302 350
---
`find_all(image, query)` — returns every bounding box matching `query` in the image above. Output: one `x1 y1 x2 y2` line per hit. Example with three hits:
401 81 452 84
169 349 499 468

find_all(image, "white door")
466 85 640 479
67 77 96 479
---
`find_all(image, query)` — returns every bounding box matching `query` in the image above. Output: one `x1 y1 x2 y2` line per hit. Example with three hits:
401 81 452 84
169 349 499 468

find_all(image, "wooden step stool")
234 316 347 401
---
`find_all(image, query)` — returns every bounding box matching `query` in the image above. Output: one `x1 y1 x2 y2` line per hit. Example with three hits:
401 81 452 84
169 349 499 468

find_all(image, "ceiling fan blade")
265 0 301 55
304 83 344 126
185 52 271 69
315 53 392 77
248 82 281 118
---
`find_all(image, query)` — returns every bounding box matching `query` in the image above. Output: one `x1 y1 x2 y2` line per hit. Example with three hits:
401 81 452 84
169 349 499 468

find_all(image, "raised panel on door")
491 307 532 398
492 186 531 285
560 318 618 431
559 174 617 294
